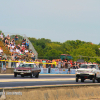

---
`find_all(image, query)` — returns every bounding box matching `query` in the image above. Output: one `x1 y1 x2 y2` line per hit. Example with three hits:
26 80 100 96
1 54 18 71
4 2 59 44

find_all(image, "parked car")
14 62 41 78
76 64 100 83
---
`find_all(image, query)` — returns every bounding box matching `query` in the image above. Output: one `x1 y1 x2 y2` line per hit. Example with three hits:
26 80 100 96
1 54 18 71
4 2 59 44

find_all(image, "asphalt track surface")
0 74 99 87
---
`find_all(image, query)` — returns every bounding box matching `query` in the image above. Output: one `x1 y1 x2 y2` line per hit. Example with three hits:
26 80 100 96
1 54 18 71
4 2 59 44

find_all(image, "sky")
0 0 100 44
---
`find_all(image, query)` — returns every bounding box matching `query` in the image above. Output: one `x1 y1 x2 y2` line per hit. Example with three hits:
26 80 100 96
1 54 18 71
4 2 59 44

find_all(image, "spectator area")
0 40 11 56
0 34 36 62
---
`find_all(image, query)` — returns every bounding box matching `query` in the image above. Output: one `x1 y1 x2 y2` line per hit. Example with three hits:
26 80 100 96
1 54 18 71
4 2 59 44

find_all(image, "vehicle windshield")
19 63 33 68
80 65 96 69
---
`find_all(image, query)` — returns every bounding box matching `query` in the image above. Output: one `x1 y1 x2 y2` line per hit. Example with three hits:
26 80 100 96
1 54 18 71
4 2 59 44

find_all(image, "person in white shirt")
16 48 20 53
0 47 3 57
24 48 29 53
11 44 15 49
10 47 14 53
0 47 3 53
0 33 3 39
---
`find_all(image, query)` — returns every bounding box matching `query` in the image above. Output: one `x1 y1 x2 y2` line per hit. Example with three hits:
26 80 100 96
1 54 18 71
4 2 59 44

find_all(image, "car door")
33 64 38 75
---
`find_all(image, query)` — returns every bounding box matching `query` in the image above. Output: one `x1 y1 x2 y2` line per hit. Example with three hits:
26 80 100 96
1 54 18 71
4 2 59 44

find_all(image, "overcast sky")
0 0 100 44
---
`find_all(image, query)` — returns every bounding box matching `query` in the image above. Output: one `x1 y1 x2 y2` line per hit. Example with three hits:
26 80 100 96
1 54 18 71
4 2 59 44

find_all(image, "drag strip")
0 74 75 79
0 74 99 88
0 80 99 88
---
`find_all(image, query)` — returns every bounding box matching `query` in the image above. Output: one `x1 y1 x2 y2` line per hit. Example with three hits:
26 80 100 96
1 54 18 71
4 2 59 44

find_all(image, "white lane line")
0 78 75 82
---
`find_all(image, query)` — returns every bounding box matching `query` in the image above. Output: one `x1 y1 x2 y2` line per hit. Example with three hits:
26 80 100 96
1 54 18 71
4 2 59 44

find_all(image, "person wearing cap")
7 34 10 42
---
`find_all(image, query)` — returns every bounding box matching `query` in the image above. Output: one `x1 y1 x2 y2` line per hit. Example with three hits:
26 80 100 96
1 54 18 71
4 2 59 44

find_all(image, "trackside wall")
0 68 76 74
1 85 100 100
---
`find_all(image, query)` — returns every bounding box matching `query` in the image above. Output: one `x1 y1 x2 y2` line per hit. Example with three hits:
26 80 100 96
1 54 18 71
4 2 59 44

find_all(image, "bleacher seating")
0 40 11 56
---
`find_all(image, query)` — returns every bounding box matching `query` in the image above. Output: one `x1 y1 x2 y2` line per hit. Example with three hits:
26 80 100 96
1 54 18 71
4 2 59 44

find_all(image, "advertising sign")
70 69 75 74
50 68 59 74
40 68 48 74
59 68 62 74
40 68 76 74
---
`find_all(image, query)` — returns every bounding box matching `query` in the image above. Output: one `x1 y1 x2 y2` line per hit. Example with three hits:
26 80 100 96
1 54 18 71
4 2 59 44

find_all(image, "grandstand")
10 34 38 59
0 33 38 68
0 39 11 56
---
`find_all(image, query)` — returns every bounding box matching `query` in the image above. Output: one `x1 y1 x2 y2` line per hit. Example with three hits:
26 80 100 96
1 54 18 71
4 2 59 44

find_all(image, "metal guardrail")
23 34 38 59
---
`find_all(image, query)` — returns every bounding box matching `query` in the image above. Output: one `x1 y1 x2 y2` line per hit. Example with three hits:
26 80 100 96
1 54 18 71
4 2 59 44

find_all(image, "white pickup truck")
76 64 100 83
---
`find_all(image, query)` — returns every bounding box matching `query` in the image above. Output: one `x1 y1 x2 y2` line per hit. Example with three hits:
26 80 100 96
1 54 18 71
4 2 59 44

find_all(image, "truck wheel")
76 77 78 82
35 73 39 78
21 75 24 77
14 73 17 77
92 77 95 83
81 78 84 82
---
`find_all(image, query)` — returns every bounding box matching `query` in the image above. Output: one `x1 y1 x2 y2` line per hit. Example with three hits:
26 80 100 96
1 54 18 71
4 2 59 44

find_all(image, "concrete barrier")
1 84 100 100
0 68 76 74
0 68 14 74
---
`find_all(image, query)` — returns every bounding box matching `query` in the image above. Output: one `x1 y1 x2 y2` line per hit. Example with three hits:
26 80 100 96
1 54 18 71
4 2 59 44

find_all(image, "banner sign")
40 68 76 74
50 68 59 74
59 68 66 74
40 68 48 74
70 69 76 74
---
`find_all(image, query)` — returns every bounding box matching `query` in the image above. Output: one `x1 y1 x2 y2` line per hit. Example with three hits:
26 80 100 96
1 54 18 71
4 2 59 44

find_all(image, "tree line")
28 37 100 63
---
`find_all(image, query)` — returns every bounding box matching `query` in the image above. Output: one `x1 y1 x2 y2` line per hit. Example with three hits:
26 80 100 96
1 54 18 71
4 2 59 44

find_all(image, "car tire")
76 77 78 82
35 73 39 78
97 79 99 83
21 75 24 77
97 78 100 83
92 77 95 83
14 73 17 77
30 73 33 78
81 78 84 82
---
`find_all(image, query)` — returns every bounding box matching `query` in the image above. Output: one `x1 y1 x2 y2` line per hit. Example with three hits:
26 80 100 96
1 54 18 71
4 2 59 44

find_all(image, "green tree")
44 49 63 60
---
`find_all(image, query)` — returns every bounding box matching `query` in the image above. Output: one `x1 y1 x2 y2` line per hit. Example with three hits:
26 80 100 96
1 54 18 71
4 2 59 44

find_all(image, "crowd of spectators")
0 33 36 66
0 33 98 70
33 59 97 70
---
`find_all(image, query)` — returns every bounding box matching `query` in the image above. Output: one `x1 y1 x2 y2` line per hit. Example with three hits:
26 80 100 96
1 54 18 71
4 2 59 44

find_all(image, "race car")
76 64 100 83
14 62 41 78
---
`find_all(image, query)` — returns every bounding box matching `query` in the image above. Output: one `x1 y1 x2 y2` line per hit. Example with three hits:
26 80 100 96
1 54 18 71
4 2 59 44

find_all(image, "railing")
23 34 38 59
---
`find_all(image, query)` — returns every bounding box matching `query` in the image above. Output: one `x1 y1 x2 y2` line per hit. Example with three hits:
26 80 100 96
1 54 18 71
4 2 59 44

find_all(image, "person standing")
2 57 6 73
26 41 29 49
0 33 3 40
67 62 71 74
